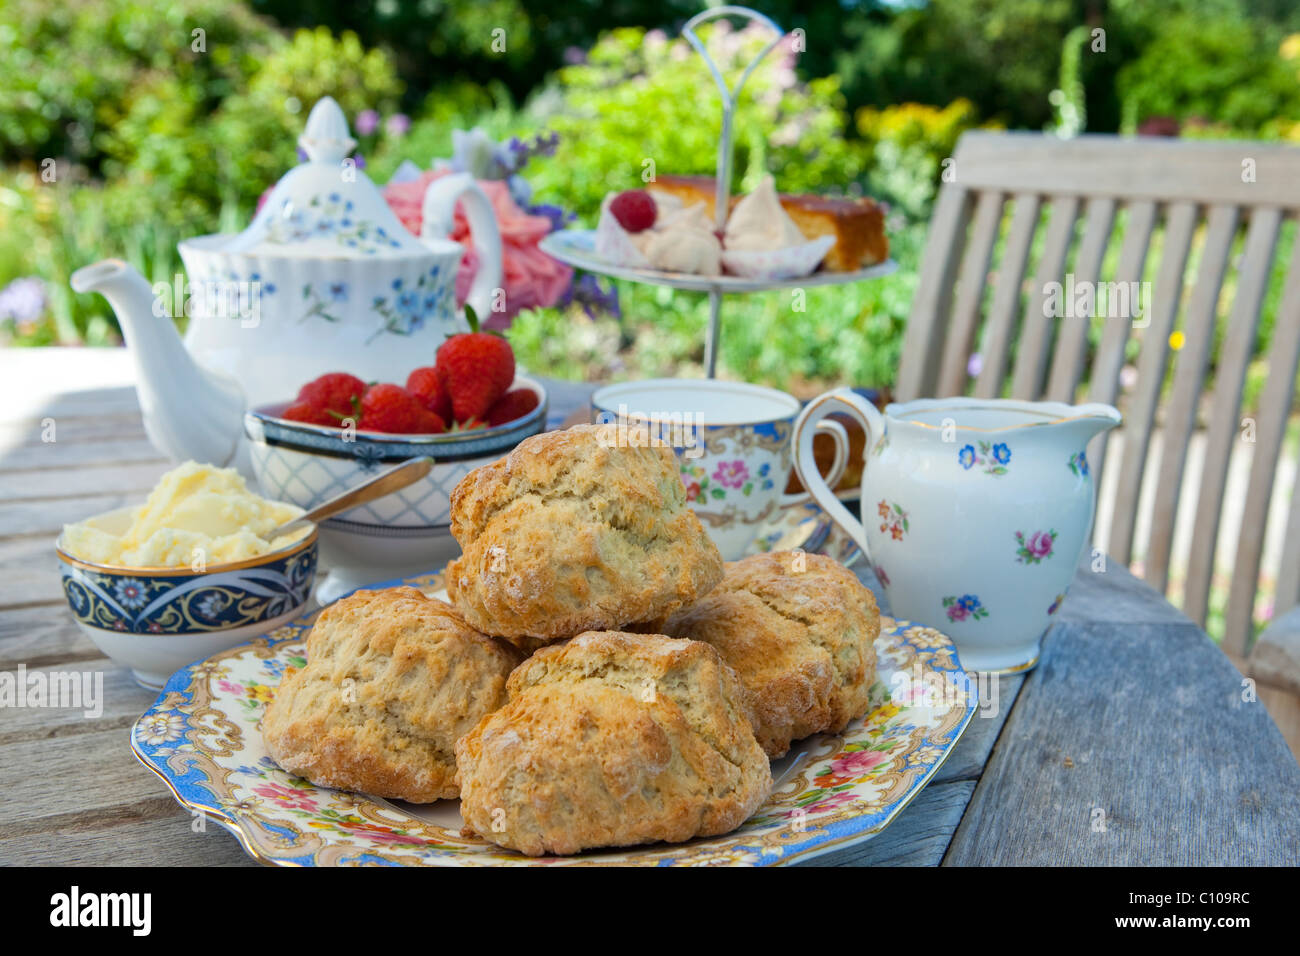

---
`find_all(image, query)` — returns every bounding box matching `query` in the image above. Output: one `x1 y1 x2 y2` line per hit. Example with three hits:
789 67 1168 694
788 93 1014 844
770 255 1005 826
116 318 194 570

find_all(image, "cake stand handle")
680 5 787 231
681 5 786 377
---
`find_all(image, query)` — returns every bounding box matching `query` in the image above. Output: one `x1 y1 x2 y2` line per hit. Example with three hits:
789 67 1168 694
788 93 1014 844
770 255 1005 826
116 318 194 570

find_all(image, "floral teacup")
592 379 847 560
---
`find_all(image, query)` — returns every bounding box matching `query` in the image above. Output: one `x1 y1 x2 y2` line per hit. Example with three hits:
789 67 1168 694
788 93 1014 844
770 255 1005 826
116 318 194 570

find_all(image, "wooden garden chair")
895 131 1300 744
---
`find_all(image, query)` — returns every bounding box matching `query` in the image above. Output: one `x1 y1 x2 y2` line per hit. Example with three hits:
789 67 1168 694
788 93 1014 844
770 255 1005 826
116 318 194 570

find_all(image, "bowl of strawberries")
243 308 547 602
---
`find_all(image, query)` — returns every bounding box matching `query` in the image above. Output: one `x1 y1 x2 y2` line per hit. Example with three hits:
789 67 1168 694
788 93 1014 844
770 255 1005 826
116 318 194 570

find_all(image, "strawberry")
297 372 366 419
282 401 337 427
609 190 656 232
486 388 540 427
435 305 515 423
359 384 446 434
406 365 453 421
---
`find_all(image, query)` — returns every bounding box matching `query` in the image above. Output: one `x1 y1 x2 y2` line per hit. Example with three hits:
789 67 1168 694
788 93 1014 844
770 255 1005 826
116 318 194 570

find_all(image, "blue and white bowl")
244 376 547 602
56 511 318 688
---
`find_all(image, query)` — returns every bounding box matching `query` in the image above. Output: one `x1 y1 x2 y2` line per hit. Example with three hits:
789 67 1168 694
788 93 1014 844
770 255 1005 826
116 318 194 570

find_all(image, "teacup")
591 379 846 560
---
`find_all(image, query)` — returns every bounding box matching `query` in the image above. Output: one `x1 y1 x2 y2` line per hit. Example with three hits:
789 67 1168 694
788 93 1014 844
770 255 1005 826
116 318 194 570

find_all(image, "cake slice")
650 175 888 272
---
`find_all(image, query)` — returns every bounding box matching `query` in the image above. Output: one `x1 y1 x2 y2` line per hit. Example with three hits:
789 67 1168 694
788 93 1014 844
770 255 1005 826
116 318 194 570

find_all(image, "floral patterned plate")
132 571 975 866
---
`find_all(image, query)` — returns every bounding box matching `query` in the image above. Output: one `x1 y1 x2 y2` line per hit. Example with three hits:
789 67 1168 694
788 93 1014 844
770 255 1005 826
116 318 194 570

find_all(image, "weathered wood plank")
795 780 975 867
1004 195 1079 400
0 606 101 669
1185 207 1281 636
0 809 256 866
1046 196 1117 402
0 727 182 830
0 460 167 502
0 436 164 471
1087 200 1158 480
937 190 1004 396
1107 201 1198 565
0 661 154 740
897 184 973 402
0 492 142 538
954 131 1300 208
1145 203 1240 593
944 617 1300 865
970 194 1042 401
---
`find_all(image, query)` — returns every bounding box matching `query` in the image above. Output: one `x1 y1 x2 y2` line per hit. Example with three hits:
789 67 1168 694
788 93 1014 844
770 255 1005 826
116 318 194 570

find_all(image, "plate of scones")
132 424 976 866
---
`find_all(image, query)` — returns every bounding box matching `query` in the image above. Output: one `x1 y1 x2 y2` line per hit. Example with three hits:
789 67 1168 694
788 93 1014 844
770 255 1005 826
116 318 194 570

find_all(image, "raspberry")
406 365 453 421
609 190 657 233
281 401 337 427
486 389 541 427
359 384 446 434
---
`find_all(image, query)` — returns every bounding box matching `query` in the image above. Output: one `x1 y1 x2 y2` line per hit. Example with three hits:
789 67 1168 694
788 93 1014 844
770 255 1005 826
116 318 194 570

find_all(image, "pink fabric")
382 169 571 327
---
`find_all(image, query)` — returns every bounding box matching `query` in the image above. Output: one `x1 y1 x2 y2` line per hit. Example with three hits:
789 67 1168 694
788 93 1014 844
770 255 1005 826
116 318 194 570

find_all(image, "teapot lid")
220 97 431 260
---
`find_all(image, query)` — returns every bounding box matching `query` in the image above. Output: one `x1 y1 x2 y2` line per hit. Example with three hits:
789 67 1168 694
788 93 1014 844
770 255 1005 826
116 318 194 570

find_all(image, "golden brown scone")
262 587 523 802
445 423 724 641
664 551 880 758
455 631 772 856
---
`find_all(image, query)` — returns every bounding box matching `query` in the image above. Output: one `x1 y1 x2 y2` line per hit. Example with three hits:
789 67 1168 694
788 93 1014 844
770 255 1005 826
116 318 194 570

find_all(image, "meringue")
723 175 806 253
637 203 722 275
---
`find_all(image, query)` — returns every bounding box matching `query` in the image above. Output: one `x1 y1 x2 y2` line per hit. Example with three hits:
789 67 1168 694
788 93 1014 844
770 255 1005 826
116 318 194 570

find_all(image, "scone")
664 551 880 757
262 587 523 802
455 631 772 856
445 423 724 640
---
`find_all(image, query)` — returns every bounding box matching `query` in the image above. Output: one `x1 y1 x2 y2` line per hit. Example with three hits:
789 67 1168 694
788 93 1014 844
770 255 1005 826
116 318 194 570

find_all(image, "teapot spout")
70 259 246 466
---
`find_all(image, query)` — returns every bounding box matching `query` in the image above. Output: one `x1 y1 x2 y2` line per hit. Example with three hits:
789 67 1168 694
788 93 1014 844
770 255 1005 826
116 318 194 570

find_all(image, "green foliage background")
2 0 1299 397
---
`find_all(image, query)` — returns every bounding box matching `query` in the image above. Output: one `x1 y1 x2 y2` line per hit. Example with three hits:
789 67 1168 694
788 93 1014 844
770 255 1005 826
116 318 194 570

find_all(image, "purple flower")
563 273 620 319
967 352 983 377
385 113 410 137
527 202 575 233
0 277 47 322
355 109 380 136
563 45 586 65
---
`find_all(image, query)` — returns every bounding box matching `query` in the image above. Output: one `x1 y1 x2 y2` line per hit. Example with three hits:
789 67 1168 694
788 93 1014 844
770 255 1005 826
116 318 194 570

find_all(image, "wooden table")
2 351 1297 866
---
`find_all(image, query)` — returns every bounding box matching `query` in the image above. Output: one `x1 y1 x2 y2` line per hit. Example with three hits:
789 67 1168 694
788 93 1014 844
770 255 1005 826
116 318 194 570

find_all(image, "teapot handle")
419 172 504 323
791 388 886 567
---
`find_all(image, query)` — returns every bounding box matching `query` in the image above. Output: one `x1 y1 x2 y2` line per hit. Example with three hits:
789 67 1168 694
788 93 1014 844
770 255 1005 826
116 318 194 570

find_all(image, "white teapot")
792 392 1121 673
70 97 504 470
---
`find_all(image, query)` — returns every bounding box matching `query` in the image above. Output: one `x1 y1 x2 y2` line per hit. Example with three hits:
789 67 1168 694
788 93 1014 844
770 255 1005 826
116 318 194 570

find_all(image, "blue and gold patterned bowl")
56 507 318 689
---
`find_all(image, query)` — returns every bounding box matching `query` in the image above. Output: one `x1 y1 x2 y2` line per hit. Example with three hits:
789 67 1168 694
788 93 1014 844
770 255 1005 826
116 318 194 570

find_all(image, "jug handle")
778 419 849 508
791 387 885 566
419 172 505 323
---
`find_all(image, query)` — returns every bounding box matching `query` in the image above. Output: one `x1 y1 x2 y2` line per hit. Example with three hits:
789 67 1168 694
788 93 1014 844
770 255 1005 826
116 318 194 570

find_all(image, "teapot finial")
298 96 356 164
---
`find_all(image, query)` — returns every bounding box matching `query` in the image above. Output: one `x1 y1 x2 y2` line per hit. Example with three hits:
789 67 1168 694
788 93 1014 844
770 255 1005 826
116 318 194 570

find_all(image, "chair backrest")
897 131 1300 656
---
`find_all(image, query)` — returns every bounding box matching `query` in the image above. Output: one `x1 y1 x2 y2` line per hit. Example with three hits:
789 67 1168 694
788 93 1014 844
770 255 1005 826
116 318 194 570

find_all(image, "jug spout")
70 259 246 466
1059 402 1123 443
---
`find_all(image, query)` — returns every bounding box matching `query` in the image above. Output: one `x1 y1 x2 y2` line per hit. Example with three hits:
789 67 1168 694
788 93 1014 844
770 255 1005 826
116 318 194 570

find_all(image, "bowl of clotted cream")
56 461 318 689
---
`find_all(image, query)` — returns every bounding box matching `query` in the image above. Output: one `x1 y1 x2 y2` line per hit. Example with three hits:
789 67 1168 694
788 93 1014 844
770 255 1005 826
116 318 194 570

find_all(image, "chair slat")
1047 197 1118 402
1003 195 1080 400
954 131 1300 209
1145 203 1241 595
1275 480 1300 623
1184 208 1282 635
1227 231 1300 645
968 194 1041 400
898 184 973 402
1107 201 1199 565
937 190 1005 396
1088 200 1158 481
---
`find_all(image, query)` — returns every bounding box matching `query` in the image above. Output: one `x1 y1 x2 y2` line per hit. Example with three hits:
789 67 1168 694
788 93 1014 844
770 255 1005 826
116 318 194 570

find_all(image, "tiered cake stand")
538 5 897 377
